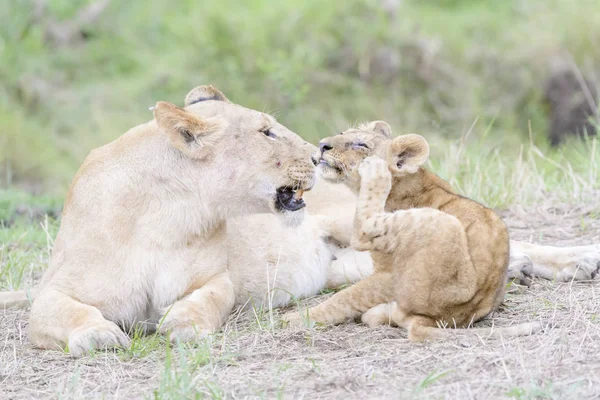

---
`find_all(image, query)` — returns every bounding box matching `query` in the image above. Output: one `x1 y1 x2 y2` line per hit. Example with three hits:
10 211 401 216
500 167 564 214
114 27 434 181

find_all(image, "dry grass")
1 200 599 399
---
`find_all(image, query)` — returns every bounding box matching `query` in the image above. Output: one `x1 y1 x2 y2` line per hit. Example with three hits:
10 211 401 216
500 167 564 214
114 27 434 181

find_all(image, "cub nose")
319 142 333 155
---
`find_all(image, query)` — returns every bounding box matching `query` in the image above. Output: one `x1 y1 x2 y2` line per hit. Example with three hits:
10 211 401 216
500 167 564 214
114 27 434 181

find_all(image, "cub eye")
353 142 369 149
262 129 277 139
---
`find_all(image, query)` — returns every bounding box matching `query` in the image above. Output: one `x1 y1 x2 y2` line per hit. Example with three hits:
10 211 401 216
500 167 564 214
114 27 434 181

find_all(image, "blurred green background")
0 0 599 205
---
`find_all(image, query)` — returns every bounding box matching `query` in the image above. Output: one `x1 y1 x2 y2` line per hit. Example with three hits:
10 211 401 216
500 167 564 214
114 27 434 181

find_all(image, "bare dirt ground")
1 202 600 399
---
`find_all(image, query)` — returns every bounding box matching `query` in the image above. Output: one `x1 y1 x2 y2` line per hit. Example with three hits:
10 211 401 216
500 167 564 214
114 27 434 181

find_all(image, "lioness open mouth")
276 187 306 212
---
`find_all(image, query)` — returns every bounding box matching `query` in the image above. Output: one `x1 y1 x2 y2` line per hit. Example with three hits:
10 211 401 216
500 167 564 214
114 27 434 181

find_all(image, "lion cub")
283 121 540 341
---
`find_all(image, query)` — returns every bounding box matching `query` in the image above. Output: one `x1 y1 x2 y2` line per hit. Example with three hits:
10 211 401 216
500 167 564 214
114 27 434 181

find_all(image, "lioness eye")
262 129 277 138
353 142 369 149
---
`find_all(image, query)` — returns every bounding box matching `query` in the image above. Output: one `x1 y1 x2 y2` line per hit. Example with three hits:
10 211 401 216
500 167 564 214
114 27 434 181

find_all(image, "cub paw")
362 303 394 328
358 156 392 189
281 310 311 328
68 321 130 357
555 245 600 281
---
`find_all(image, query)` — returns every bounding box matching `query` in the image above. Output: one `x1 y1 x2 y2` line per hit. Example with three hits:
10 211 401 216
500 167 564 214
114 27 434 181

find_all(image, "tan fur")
23 85 315 356
283 121 542 341
3 126 599 341
3 173 598 316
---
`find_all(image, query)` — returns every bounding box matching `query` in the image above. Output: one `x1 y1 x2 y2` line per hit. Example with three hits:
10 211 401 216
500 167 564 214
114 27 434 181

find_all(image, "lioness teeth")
294 189 304 200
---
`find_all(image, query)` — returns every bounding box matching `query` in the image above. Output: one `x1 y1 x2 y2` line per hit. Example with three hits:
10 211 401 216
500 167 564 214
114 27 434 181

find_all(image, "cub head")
316 121 429 191
153 85 316 218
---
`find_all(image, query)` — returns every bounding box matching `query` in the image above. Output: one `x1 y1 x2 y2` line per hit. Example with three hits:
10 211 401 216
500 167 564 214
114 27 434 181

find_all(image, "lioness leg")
511 241 600 281
325 248 373 288
283 272 394 326
29 288 130 357
158 272 235 342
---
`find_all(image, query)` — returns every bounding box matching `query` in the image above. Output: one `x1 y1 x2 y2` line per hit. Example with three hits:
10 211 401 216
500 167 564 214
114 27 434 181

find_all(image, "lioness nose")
319 142 333 155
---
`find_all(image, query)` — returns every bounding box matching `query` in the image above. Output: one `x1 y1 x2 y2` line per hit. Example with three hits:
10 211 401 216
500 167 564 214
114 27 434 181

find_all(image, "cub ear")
362 120 392 138
389 134 429 174
154 101 224 159
184 85 230 106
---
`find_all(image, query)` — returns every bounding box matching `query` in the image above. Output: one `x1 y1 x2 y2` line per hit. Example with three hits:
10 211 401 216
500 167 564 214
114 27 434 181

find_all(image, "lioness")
20 85 315 356
283 121 543 340
2 124 599 340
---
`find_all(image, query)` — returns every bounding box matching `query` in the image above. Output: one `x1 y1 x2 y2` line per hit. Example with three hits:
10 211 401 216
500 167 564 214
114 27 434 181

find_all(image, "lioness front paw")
358 156 392 191
555 245 600 281
68 321 130 357
158 301 212 343
163 325 211 343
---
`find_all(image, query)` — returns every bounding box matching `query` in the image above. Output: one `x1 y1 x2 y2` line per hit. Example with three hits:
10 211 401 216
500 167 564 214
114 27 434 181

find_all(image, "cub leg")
352 156 446 254
282 271 394 326
352 156 393 252
511 241 600 281
158 272 235 342
29 288 130 357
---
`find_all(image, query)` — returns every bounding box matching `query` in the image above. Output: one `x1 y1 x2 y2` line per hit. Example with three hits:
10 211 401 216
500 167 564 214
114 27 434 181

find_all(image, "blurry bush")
0 0 599 190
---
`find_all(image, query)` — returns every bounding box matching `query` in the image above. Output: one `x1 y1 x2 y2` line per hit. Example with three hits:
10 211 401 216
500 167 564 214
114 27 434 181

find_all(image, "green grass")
413 369 454 396
506 381 566 400
153 340 226 400
1 2 599 396
0 188 60 290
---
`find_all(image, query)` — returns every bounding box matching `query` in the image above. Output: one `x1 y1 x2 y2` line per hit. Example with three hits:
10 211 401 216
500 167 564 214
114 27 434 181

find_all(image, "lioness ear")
362 120 392 138
184 85 230 106
154 101 224 159
390 134 429 174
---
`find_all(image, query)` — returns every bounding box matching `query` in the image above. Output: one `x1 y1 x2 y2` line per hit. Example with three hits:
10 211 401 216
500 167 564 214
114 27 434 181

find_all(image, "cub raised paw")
358 156 392 194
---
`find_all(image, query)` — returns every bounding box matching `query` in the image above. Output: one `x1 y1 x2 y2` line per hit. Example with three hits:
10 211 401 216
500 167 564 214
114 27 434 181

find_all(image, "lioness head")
153 85 316 216
316 121 429 191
